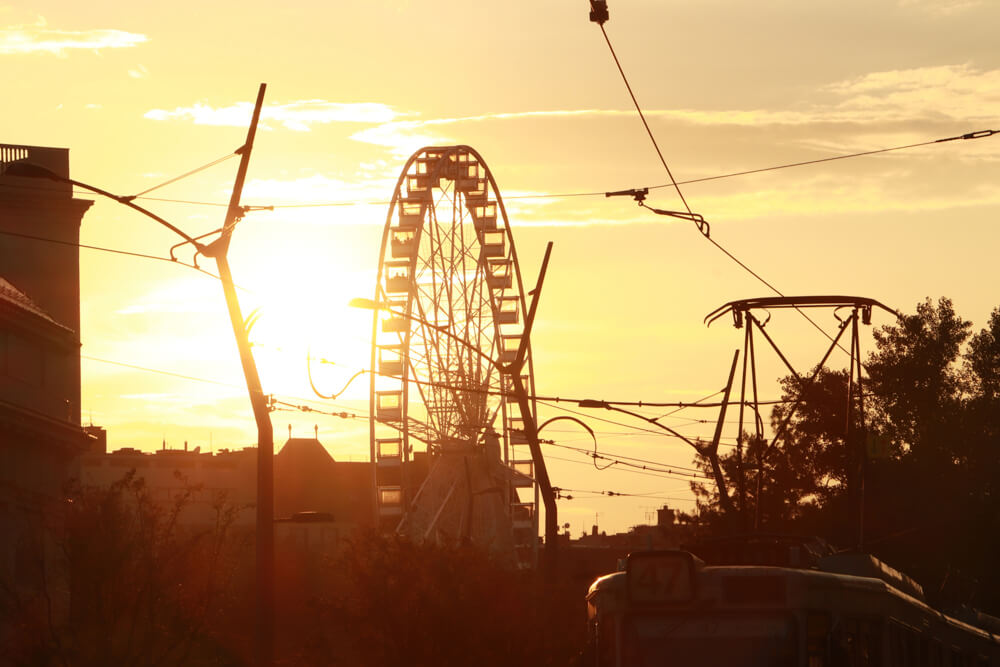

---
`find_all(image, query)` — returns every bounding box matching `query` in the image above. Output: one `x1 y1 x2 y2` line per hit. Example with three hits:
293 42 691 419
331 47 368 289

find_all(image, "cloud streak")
144 62 998 151
0 18 147 55
898 0 984 16
350 64 999 153
145 100 401 131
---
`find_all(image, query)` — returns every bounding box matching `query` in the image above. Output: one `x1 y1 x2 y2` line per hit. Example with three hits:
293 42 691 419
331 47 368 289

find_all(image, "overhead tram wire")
87 354 731 452
83 352 726 466
3 129 994 210
544 440 708 475
83 356 724 472
548 446 712 480
130 129 998 208
81 317 776 423
82 355 241 388
81 355 368 419
0 227 226 282
79 316 756 450
536 398 739 447
546 453 705 486
586 4 999 352
589 5 826 337
542 445 713 481
127 151 238 199
552 485 695 502
294 344 792 410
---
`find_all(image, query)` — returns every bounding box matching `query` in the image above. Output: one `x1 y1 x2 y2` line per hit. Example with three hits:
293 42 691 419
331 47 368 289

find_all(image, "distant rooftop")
278 437 335 464
0 276 63 327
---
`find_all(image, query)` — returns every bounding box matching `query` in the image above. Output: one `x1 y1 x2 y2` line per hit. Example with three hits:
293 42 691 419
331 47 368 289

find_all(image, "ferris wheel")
367 145 538 556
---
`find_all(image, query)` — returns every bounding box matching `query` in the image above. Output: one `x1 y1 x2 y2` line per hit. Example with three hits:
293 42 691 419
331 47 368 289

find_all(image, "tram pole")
200 83 273 667
507 242 558 578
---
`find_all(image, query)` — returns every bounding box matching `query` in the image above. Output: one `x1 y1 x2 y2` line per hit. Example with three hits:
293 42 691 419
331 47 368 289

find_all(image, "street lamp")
350 241 560 576
3 84 276 667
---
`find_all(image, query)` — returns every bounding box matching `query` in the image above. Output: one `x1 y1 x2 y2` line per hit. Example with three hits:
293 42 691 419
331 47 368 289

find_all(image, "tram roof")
587 551 1000 642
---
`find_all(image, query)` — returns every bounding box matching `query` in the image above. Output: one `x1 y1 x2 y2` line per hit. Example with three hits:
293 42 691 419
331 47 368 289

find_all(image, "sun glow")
244 266 376 404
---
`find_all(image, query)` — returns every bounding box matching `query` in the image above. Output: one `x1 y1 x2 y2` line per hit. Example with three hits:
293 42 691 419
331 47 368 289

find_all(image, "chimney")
657 505 675 526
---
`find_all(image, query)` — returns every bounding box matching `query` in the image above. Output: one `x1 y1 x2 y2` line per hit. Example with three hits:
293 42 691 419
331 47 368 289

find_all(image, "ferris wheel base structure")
367 145 541 567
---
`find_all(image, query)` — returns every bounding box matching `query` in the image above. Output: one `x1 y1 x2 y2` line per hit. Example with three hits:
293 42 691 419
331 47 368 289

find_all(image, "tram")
585 541 1000 667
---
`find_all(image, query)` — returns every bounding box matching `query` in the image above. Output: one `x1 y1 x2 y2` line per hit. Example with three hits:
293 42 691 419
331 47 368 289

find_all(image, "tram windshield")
623 613 797 667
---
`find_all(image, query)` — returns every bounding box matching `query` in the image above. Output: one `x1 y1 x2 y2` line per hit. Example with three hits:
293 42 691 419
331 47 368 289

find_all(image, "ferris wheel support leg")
506 242 558 578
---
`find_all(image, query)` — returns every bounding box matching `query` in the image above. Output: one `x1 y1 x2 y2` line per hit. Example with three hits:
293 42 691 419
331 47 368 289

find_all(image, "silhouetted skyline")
2 1 998 533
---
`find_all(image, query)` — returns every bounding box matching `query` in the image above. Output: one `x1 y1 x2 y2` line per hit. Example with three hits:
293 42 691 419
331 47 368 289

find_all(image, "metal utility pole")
710 350 740 527
201 83 273 667
506 242 558 576
704 295 895 538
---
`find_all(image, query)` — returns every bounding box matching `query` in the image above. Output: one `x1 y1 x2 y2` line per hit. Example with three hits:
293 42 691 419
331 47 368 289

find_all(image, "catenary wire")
81 351 737 462
5 129 991 209
84 341 764 431
591 17 887 360
536 399 734 447
544 440 706 474
129 151 237 198
545 453 702 486
0 228 223 281
81 355 367 419
553 484 693 501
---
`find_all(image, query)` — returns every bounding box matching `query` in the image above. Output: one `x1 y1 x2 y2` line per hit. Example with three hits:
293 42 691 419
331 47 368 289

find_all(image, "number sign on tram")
626 551 698 604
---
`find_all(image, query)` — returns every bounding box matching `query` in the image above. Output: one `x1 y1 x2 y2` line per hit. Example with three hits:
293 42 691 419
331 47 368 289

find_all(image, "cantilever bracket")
705 295 898 328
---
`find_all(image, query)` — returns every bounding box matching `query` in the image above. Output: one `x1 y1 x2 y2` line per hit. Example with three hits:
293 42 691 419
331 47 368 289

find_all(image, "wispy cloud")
352 64 999 155
145 100 401 131
349 109 642 155
0 16 147 55
898 0 984 16
822 64 1000 124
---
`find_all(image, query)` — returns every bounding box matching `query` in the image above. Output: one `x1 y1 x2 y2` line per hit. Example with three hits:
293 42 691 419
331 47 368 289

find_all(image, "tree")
966 307 1000 401
296 532 584 667
0 471 248 666
692 368 860 534
865 297 971 464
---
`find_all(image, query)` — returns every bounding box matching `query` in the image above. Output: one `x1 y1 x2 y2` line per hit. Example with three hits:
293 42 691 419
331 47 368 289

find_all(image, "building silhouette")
77 437 430 548
0 144 96 589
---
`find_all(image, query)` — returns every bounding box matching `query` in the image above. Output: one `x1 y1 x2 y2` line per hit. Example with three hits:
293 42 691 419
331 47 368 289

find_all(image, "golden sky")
2 0 998 533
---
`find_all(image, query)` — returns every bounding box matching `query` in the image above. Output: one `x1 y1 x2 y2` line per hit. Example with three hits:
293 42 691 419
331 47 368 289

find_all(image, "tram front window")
624 613 797 667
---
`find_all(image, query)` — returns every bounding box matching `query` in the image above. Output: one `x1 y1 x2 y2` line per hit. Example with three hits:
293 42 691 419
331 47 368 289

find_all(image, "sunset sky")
2 0 998 533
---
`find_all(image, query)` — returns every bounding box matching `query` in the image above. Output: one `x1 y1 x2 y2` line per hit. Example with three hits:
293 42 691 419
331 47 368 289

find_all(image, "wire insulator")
589 0 608 25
